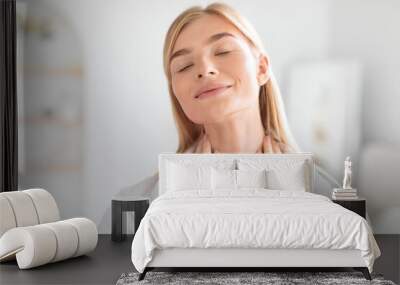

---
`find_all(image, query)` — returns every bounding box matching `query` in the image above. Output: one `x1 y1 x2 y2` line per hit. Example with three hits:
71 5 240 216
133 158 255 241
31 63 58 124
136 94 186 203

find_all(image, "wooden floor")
0 235 398 285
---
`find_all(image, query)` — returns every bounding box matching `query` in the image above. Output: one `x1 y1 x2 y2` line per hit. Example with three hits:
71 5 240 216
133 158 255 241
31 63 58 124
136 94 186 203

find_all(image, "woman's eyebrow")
206 32 235 44
169 32 235 63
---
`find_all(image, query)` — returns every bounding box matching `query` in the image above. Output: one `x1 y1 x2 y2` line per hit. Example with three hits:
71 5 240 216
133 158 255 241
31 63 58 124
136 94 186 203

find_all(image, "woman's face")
169 14 267 124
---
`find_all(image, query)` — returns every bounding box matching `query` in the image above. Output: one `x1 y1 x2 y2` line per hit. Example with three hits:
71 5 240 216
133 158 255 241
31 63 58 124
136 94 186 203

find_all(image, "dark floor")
0 235 399 285
0 235 134 285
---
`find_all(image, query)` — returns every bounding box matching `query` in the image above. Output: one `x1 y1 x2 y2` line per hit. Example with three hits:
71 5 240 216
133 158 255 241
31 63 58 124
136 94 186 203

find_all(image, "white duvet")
131 189 381 273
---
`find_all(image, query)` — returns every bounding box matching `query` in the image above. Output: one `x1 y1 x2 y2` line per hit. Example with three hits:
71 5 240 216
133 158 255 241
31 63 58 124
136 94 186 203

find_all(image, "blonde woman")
166 3 299 154
118 3 300 201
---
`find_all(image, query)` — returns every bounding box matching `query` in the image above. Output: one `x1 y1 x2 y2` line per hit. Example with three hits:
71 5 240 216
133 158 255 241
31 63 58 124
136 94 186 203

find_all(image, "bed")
131 153 381 281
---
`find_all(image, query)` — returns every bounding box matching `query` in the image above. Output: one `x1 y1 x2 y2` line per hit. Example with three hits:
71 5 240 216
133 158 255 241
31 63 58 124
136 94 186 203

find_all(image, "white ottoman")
0 189 98 269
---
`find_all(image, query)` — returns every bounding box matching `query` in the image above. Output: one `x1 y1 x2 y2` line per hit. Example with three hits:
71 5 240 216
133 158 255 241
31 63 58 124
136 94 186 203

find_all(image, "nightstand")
111 194 150 242
332 197 366 219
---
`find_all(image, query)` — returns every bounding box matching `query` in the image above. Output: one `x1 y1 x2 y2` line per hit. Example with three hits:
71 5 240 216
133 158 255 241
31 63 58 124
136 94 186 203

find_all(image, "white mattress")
131 189 381 273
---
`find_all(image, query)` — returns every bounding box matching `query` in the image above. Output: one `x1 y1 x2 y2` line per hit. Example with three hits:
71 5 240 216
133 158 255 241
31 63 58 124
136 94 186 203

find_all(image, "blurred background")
15 0 400 234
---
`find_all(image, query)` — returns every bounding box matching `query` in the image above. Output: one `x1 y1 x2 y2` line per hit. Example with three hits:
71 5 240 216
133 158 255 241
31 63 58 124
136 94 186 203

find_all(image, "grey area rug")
116 271 397 285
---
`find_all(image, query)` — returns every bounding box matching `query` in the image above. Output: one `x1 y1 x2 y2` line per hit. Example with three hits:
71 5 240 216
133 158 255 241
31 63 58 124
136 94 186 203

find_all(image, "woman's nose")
196 58 218 79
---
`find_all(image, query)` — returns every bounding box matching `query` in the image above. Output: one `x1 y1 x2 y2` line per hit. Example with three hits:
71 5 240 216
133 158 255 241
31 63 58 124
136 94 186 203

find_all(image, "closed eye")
178 63 193 73
215 50 231 56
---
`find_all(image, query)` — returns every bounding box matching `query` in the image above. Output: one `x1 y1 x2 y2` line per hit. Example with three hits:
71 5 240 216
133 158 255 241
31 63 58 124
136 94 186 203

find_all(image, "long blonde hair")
163 2 299 153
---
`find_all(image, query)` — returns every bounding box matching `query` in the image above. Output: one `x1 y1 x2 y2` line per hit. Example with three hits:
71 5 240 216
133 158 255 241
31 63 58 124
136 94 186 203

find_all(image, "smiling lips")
195 84 232 99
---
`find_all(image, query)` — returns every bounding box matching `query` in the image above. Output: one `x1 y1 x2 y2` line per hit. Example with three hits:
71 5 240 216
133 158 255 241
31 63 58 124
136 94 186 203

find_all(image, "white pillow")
212 168 236 190
211 168 268 190
267 166 307 191
237 159 309 191
166 161 212 191
236 169 268 189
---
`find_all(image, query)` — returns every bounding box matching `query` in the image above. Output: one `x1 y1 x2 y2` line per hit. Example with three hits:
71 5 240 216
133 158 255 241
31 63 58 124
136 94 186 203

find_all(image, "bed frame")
139 248 371 280
137 153 373 281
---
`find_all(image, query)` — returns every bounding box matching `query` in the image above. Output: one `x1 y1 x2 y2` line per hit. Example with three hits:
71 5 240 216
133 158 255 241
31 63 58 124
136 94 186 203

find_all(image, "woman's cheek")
180 100 204 123
172 81 202 122
233 55 259 98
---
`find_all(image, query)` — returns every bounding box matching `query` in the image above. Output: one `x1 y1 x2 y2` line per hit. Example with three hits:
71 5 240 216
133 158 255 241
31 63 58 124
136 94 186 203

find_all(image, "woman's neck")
203 106 265 153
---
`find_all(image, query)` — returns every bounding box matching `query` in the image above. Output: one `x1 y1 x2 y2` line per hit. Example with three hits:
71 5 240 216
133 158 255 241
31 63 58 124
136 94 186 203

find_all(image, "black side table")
332 197 366 219
111 195 150 242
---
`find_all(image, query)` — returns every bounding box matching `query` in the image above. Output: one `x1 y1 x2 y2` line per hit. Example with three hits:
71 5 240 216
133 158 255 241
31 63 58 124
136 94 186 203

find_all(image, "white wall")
41 0 332 233
18 0 85 219
329 0 400 233
329 0 400 144
22 0 400 234
43 0 175 232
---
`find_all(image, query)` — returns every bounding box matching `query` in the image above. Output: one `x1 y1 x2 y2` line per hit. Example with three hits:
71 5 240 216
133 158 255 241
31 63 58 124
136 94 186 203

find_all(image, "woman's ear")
257 54 270 86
